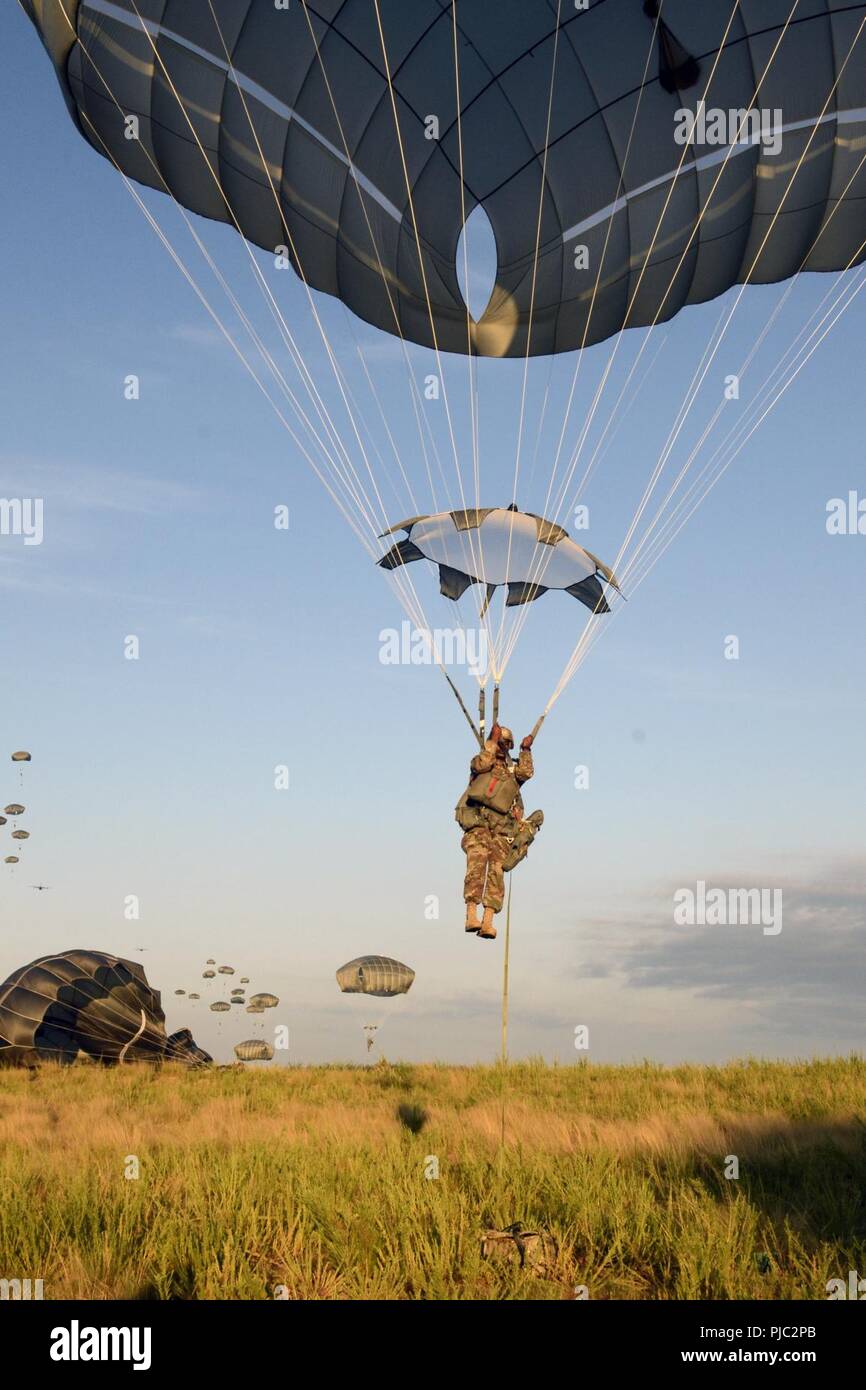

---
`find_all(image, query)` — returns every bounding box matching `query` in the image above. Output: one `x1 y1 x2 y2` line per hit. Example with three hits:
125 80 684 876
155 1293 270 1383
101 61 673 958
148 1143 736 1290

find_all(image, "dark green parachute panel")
0 949 211 1067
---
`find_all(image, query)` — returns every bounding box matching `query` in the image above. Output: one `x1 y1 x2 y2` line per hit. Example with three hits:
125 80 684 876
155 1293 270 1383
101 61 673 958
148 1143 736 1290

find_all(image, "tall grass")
0 1057 864 1299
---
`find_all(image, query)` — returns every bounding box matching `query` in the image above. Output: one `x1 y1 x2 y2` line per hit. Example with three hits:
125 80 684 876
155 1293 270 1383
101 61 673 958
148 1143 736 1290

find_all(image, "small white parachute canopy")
378 508 619 614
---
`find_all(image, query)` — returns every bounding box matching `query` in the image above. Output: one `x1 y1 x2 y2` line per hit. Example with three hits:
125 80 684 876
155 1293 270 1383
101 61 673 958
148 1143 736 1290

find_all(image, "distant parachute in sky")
0 819 6 827
210 1001 230 1013
11 752 31 763
0 949 210 1067
248 993 278 1009
174 989 186 996
205 959 215 965
246 1005 264 1015
11 831 29 842
202 970 216 979
240 977 250 984
5 857 19 865
4 805 25 817
234 1039 274 1062
336 957 415 998
218 966 235 976
188 993 200 1001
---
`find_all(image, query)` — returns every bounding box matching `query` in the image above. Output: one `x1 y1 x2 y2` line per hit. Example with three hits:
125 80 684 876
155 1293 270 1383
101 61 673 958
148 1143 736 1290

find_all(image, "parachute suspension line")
496 1 690 671
478 687 486 743
492 685 501 727
442 668 484 748
450 2 483 538
293 0 459 524
548 224 866 707
506 0 752 634
298 0 497 668
67 11 388 559
573 39 866 628
512 0 663 583
496 336 667 680
498 0 565 670
80 4 436 644
129 2 432 650
512 0 743 604
508 0 809 676
370 0 495 646
625 260 866 598
165 3 423 553
603 4 866 610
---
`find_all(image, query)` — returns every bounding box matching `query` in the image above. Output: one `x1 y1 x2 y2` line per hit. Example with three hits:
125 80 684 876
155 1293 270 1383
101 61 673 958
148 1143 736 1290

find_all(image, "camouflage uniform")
462 744 533 913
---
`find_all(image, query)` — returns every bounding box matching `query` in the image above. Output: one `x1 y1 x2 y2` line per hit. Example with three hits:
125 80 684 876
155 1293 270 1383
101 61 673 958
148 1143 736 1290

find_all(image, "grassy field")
0 1056 864 1300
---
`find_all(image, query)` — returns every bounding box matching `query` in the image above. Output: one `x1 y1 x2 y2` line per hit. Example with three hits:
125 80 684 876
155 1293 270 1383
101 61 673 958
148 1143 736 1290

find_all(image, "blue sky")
1 7 864 1065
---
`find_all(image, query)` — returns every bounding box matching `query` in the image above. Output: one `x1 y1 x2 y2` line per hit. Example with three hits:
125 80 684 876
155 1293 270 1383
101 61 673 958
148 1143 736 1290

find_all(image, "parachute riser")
441 668 484 748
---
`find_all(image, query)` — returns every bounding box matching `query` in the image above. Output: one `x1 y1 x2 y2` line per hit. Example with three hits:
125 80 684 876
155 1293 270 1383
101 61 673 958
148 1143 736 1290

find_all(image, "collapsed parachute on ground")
234 1039 274 1062
336 957 415 998
0 949 211 1067
23 1 866 359
379 507 619 613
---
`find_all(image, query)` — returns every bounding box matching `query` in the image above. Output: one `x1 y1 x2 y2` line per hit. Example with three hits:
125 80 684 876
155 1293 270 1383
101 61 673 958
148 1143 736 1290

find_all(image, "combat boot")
478 906 497 939
465 902 481 932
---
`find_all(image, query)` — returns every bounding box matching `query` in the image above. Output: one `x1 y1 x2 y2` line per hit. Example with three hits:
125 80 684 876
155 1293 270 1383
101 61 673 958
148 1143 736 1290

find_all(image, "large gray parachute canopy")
22 1 866 358
0 948 211 1067
336 956 415 998
379 506 619 612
